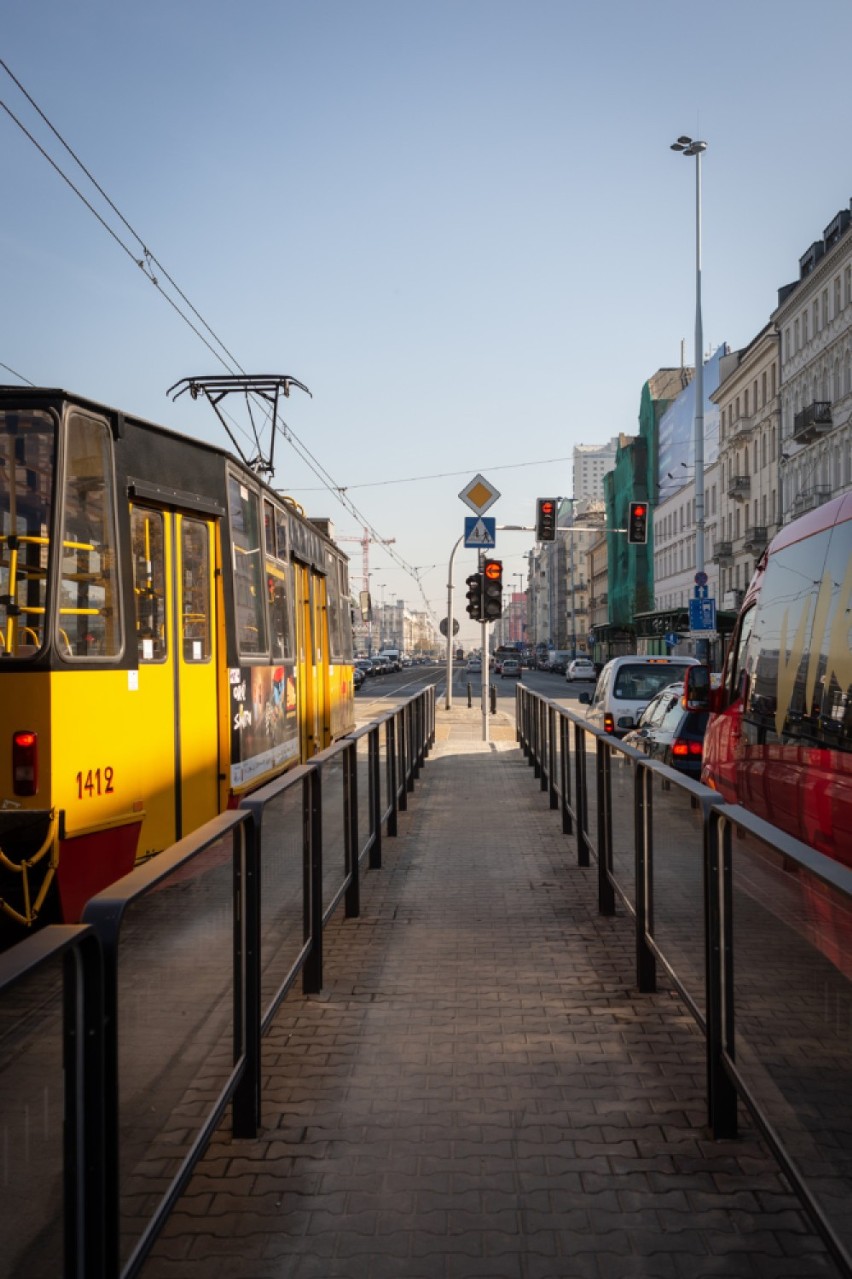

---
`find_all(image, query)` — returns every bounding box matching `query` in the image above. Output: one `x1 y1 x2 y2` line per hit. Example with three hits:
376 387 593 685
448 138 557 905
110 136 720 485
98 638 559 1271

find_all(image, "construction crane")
338 527 396 595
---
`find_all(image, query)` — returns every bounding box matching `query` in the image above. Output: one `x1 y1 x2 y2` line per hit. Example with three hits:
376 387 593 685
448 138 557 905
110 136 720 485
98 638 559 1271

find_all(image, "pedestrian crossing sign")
464 517 496 548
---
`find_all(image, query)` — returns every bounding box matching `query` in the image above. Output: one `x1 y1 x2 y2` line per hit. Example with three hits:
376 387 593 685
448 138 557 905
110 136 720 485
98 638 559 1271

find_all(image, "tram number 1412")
75 768 115 799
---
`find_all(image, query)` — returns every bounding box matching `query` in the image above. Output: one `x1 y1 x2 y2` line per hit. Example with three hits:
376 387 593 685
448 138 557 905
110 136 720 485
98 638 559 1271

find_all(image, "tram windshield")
1 406 122 659
0 409 56 658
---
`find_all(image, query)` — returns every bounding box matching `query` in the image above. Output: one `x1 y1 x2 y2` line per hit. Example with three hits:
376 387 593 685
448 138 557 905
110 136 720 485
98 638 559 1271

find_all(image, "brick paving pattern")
140 704 838 1279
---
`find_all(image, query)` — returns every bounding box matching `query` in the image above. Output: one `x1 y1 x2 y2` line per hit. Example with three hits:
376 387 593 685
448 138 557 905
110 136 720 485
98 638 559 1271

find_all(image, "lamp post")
671 133 708 663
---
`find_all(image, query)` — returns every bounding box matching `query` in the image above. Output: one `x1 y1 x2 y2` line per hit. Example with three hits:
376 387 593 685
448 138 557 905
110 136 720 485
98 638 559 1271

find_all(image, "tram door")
294 563 316 758
131 507 219 854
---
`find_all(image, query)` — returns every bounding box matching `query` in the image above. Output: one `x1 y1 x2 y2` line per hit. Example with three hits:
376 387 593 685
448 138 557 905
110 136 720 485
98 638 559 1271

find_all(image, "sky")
3 0 852 644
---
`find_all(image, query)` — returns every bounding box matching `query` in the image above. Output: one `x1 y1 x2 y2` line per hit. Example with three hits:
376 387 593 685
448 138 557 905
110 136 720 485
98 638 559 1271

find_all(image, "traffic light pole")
480 551 490 742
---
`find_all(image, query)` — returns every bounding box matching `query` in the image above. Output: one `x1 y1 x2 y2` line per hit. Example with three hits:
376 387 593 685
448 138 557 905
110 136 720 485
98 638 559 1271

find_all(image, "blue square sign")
688 597 716 631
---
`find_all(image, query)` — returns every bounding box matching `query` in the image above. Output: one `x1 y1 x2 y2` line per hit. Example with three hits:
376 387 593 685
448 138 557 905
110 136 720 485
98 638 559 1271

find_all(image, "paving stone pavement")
140 704 839 1279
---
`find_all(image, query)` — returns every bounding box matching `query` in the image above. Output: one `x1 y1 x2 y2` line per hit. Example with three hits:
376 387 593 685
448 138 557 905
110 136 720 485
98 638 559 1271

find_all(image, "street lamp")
671 133 708 662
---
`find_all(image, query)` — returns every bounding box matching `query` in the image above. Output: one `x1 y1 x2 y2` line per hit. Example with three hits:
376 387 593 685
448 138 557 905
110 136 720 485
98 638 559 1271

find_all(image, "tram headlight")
12 730 38 796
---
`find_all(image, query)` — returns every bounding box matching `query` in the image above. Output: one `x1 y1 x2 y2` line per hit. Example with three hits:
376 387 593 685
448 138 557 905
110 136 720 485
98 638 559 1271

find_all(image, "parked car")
565 657 596 683
622 682 709 780
501 658 521 678
353 664 366 690
579 655 700 738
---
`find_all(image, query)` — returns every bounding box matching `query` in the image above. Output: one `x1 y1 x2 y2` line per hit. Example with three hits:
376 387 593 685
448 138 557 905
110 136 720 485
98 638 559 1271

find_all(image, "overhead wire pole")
445 534 464 710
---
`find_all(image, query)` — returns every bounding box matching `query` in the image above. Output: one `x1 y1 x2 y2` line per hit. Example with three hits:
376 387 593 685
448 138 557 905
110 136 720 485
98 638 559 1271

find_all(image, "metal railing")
0 686 435 1279
516 682 852 1277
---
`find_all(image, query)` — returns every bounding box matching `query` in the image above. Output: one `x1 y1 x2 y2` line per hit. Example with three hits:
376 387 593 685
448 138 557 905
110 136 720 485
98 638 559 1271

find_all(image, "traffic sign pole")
480 551 490 742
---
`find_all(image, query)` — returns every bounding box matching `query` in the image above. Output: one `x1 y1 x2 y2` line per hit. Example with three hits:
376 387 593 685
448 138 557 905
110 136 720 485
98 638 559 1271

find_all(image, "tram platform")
139 700 836 1279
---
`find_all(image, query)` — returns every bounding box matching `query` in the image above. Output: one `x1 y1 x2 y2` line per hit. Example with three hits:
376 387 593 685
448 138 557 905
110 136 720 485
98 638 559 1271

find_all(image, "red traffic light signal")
536 498 557 542
627 501 649 544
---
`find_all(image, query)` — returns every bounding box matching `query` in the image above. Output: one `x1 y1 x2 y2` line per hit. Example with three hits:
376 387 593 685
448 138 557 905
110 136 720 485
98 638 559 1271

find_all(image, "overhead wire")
0 58 437 620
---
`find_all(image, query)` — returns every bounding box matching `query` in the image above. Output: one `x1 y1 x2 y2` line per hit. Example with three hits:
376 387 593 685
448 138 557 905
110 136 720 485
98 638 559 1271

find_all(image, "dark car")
621 681 709 780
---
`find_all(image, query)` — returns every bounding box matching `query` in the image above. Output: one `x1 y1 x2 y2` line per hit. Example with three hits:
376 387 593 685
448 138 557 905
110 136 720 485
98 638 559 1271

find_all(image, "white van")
579 655 699 738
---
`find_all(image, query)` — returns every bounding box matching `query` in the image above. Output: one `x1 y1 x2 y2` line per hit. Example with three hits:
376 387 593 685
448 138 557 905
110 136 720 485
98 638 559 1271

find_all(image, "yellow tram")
0 384 354 936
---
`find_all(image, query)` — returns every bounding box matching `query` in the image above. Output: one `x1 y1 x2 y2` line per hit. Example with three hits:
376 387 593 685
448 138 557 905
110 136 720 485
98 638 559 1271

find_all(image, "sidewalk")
141 703 835 1279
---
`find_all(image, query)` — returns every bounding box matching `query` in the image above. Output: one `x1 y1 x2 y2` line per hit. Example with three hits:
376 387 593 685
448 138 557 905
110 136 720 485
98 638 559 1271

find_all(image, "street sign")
463 516 496 548
688 597 716 631
665 631 679 647
439 617 460 637
694 571 708 587
459 473 500 516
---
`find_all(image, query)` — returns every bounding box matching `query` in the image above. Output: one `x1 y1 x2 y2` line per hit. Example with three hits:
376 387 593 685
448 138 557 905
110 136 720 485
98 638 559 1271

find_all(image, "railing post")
401 706 411 803
303 767 323 994
635 764 656 993
706 809 738 1138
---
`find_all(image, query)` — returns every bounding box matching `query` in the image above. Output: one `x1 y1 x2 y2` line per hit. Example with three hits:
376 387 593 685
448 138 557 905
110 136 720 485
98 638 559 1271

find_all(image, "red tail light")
12 730 38 796
603 713 615 734
672 739 703 758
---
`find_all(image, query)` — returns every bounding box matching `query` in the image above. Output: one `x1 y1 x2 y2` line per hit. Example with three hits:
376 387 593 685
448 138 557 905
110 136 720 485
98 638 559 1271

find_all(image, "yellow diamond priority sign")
459 473 500 516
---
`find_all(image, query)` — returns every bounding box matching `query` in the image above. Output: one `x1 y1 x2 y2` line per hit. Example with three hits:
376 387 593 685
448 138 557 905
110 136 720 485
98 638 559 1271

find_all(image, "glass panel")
0 960 64 1276
131 507 166 662
730 823 852 1256
608 744 635 905
647 770 707 1017
58 413 121 658
320 754 346 917
116 833 236 1270
0 409 55 659
259 786 306 1026
356 734 372 864
181 518 211 662
228 474 267 656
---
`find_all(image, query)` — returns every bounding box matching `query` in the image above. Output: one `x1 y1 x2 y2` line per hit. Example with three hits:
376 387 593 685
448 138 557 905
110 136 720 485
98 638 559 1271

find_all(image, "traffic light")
465 573 483 620
627 501 649 545
482 559 503 621
536 498 557 542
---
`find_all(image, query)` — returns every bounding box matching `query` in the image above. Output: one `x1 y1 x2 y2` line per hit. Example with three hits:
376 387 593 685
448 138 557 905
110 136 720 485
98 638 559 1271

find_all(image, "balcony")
793 485 832 514
729 414 754 444
713 540 733 564
743 526 768 553
727 475 751 500
793 401 832 444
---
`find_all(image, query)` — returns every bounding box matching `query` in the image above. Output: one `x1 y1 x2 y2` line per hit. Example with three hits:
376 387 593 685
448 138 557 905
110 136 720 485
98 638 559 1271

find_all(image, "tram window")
131 507 166 661
263 500 277 559
326 552 343 660
267 563 293 661
181 518 211 662
58 413 121 659
0 409 54 658
228 474 268 656
275 508 288 563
